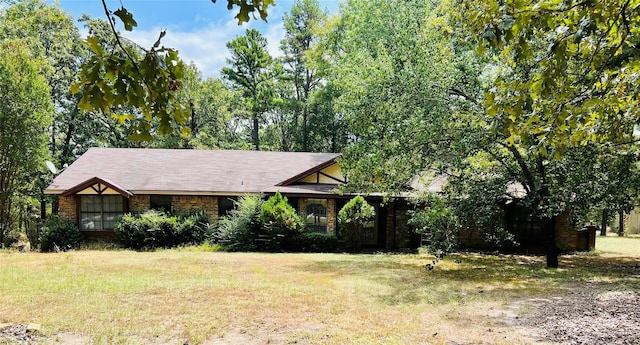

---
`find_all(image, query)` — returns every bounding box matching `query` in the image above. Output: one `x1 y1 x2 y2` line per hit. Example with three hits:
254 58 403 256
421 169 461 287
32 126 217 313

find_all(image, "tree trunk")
600 209 608 236
618 210 624 236
252 114 260 151
302 107 308 152
545 216 559 268
189 101 198 135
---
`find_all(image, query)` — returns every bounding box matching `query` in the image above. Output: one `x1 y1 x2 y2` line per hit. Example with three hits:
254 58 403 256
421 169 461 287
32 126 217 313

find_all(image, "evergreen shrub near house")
212 193 315 252
115 210 209 250
284 232 340 253
40 216 83 252
260 191 304 235
211 195 265 251
338 196 375 253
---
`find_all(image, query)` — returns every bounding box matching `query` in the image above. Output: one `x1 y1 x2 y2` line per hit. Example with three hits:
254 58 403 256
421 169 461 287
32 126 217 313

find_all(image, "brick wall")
555 211 577 251
59 196 77 222
172 196 219 222
129 195 150 213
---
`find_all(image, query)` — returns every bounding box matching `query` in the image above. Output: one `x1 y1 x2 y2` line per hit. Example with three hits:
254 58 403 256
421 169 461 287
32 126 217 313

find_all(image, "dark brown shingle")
45 148 341 195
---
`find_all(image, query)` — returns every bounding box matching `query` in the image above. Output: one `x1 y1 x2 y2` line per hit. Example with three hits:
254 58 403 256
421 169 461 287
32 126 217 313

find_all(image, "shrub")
260 191 304 235
40 216 83 252
115 210 209 250
482 226 519 251
285 232 340 252
211 195 264 251
338 196 375 252
409 195 459 259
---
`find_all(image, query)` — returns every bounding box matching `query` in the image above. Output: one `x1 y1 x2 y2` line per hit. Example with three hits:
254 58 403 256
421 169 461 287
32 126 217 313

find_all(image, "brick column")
326 199 336 235
59 196 77 223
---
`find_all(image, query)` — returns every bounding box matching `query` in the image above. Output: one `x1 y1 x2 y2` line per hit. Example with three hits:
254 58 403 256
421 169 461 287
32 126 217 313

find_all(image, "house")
44 148 420 250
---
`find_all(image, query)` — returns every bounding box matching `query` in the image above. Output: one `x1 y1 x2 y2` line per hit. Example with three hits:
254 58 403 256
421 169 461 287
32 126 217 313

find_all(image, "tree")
222 29 276 150
458 0 640 153
327 0 460 193
280 0 327 151
0 40 53 244
325 0 640 268
451 0 640 265
338 196 375 253
151 63 252 150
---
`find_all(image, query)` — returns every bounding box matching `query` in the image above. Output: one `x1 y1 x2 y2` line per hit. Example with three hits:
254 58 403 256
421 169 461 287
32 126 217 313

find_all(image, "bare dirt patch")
514 289 640 345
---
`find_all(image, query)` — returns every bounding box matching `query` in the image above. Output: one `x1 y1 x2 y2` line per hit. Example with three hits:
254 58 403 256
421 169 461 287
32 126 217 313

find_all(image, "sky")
55 0 340 77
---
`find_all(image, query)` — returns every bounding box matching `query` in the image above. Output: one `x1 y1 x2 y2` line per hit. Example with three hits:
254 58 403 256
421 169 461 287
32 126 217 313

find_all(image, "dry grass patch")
0 249 638 344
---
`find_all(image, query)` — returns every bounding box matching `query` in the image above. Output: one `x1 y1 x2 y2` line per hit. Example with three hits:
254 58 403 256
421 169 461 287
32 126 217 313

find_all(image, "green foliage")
216 0 275 24
482 227 518 251
72 32 189 142
458 0 640 152
212 195 265 251
213 194 312 252
338 196 375 252
284 232 340 252
0 39 53 243
260 191 305 235
40 216 83 252
114 210 210 250
279 0 329 151
68 0 275 142
222 28 275 150
409 195 459 259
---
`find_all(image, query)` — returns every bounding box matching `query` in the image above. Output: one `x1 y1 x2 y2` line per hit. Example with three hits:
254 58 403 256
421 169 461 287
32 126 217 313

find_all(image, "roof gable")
61 176 133 198
277 160 345 186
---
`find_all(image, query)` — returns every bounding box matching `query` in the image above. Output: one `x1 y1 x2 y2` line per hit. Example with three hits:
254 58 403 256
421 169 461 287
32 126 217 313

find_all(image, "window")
80 195 124 230
305 199 327 233
150 195 172 211
218 196 237 217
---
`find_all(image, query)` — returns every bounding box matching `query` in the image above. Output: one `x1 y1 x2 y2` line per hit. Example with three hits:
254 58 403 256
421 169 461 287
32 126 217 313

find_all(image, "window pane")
305 199 327 233
81 195 100 212
103 213 119 230
80 195 124 230
103 195 123 212
218 197 237 217
80 213 101 230
150 195 172 211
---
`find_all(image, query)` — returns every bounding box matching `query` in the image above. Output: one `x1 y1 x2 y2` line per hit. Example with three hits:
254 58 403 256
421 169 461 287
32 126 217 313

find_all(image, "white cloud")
122 13 286 78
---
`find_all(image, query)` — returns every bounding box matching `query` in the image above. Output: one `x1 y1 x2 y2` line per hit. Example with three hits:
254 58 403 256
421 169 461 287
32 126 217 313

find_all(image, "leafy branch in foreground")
71 0 275 142
458 0 640 154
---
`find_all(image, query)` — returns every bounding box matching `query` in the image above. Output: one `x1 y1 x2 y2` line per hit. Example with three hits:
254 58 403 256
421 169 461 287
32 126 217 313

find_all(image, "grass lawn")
0 238 638 345
595 235 640 256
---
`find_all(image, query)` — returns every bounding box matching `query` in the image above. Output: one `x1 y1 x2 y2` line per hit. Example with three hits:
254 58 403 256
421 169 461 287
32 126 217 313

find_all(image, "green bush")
115 210 209 250
40 216 83 252
212 193 306 252
211 195 264 251
260 191 304 235
338 196 375 253
285 232 340 252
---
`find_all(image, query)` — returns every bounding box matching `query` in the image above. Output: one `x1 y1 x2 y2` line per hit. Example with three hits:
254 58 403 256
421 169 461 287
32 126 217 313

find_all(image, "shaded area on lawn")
300 253 640 306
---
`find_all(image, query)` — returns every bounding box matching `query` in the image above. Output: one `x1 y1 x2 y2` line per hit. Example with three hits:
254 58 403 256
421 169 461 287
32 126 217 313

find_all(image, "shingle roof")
45 148 341 195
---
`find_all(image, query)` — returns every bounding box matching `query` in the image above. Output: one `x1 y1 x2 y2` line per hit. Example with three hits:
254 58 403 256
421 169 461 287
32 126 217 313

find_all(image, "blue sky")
55 0 340 77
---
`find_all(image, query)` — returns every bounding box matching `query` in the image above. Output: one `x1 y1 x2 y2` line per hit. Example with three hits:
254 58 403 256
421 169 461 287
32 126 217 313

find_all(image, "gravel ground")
0 324 42 345
517 290 640 345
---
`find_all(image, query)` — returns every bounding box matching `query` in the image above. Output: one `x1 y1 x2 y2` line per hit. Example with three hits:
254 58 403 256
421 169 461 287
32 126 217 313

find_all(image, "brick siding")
58 196 77 222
